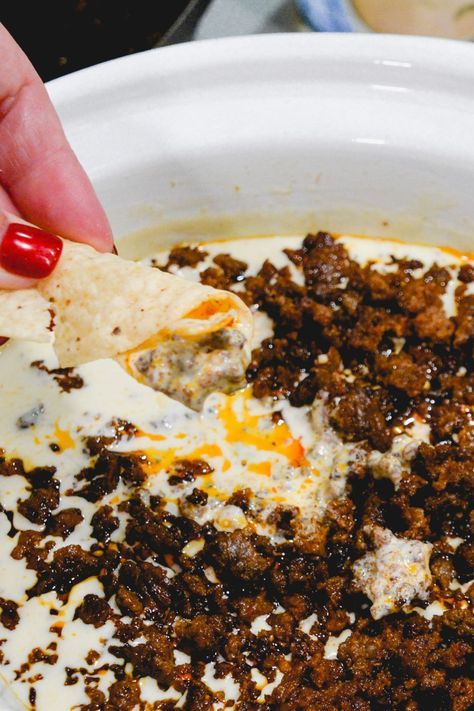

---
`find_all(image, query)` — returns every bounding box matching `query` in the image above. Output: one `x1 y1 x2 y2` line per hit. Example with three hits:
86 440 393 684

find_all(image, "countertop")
194 0 306 40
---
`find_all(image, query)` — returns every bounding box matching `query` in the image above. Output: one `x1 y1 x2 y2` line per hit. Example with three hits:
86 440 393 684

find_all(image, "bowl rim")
46 31 474 100
45 32 474 252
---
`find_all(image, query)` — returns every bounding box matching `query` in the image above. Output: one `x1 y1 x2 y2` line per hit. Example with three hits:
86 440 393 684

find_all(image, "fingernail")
0 223 63 279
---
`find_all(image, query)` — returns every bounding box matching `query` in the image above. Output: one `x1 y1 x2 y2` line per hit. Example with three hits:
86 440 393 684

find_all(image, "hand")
0 24 113 289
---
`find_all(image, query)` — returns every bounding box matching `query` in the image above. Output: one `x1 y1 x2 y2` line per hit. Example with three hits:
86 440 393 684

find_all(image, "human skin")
352 0 474 39
0 23 113 288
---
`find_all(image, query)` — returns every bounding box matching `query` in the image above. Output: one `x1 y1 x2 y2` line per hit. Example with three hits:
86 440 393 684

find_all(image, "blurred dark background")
1 0 212 82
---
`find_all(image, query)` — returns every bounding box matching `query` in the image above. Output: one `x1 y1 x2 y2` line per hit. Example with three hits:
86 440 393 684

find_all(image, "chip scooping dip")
0 240 253 409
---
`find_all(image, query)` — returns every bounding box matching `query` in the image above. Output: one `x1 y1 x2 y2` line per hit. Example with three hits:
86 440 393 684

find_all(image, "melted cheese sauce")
353 527 433 620
0 234 471 710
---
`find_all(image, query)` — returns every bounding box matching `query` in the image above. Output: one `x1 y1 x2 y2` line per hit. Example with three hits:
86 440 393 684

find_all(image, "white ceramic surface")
46 33 474 255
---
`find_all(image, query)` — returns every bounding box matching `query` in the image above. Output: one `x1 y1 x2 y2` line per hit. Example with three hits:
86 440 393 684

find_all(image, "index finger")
0 24 113 252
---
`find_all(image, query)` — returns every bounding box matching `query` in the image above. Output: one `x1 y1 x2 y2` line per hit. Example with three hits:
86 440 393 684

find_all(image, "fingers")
0 183 19 215
0 212 62 289
0 24 113 253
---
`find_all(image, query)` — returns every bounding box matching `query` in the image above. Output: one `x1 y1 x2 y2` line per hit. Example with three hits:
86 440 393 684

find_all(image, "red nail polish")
0 223 63 279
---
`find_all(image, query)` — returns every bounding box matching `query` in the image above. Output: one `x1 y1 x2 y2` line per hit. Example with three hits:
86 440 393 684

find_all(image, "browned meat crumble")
31 360 85 393
1 234 473 710
152 245 209 273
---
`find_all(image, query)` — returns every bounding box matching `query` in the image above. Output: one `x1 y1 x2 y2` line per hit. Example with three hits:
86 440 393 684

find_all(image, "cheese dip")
0 233 472 711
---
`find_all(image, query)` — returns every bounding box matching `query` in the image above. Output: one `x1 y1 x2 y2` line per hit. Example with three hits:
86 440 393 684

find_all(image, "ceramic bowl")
47 33 474 255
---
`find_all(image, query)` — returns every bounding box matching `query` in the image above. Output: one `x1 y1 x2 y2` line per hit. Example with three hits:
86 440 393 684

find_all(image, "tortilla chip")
0 241 252 372
0 289 53 343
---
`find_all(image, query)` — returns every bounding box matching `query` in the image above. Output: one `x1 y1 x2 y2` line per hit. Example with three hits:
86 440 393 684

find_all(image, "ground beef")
133 223 474 710
213 253 247 280
106 679 140 710
80 687 107 711
438 371 474 406
28 545 101 598
459 263 474 283
199 266 231 290
0 456 25 478
414 303 455 343
0 598 19 630
396 264 450 314
31 360 84 392
90 505 120 543
17 467 60 525
375 352 429 398
45 508 84 539
329 387 392 451
14 478 472 709
211 530 274 584
226 488 252 512
430 403 469 442
199 252 248 291
175 614 227 660
74 594 113 628
6 232 474 709
11 530 53 572
123 496 201 558
73 450 147 502
167 458 213 486
411 443 474 538
301 231 357 300
348 306 407 352
454 542 474 584
185 682 217 710
186 488 209 506
164 245 208 269
115 586 144 618
18 487 60 525
117 559 173 616
109 629 175 686
455 294 474 346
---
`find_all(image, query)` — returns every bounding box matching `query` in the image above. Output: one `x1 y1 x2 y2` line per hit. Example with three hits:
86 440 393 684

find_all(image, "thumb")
0 212 63 289
0 24 113 253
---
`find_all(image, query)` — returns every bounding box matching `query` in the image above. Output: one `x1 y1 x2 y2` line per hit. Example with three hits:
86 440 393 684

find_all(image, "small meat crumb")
31 361 84 393
164 245 209 269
